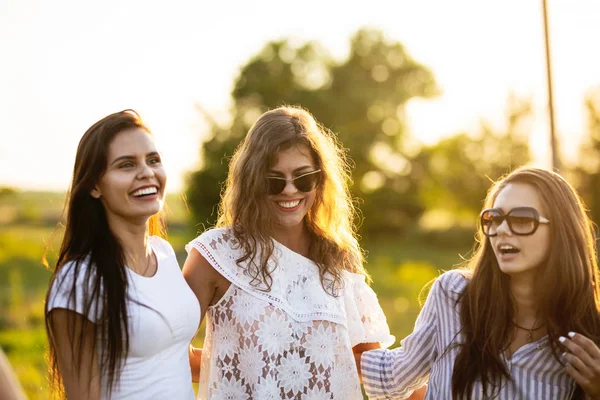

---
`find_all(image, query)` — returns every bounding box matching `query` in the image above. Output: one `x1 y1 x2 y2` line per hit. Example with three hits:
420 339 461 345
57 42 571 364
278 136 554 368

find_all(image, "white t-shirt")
186 227 394 400
47 236 200 400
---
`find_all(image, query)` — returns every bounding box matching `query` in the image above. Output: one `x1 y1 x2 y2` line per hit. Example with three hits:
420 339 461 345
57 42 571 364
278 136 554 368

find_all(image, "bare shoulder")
183 227 235 289
182 247 231 306
183 247 221 281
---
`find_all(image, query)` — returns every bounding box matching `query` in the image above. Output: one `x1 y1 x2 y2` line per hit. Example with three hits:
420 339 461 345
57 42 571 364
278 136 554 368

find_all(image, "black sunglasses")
267 169 321 195
480 207 550 237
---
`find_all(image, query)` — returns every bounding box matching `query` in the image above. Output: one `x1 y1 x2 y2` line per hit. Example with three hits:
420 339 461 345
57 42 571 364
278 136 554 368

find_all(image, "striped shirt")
361 270 577 399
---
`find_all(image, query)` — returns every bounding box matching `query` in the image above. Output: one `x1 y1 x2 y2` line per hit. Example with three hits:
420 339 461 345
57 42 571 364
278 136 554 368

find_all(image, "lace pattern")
186 227 394 400
187 229 348 325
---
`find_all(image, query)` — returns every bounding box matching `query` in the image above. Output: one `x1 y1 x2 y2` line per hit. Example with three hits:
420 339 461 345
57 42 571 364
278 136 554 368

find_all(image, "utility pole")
542 0 560 170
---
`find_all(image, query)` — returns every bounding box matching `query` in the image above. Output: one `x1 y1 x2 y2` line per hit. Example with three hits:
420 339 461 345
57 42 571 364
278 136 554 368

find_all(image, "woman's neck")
507 273 547 350
509 274 539 322
107 215 152 267
272 223 310 256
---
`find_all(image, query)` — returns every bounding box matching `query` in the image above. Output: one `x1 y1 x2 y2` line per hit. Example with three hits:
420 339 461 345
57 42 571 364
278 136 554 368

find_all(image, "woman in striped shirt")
358 167 600 399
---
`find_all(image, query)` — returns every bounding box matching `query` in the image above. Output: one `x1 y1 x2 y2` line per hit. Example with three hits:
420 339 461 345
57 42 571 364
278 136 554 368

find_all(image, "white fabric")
186 227 394 400
47 236 200 400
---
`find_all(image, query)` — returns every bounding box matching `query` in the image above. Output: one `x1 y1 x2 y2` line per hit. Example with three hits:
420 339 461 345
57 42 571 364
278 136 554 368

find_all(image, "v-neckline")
504 335 549 361
271 236 314 264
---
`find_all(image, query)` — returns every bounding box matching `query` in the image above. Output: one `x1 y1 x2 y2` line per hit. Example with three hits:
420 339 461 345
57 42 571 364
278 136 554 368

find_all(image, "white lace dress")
186 227 394 400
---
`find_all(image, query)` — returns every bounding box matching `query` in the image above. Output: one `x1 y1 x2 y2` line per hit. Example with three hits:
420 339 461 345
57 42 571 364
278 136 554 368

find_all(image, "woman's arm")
353 342 381 382
188 346 203 383
48 309 101 400
358 273 450 400
0 348 27 400
354 342 428 400
182 248 228 383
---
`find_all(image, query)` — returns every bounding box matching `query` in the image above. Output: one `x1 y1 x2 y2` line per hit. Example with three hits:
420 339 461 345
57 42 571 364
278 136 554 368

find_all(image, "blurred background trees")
574 87 600 231
187 29 440 235
419 96 532 218
186 28 535 239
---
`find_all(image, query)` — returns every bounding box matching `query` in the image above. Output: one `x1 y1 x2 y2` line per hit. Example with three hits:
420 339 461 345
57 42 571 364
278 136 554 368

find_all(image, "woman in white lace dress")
183 106 396 400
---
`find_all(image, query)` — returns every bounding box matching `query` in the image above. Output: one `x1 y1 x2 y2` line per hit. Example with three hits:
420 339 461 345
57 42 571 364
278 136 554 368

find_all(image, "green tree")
185 29 438 235
574 87 600 228
0 187 17 198
419 95 532 218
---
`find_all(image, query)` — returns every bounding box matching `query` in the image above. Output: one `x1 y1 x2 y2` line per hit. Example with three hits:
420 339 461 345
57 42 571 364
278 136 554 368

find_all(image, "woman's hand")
188 345 203 383
559 332 600 399
406 384 427 400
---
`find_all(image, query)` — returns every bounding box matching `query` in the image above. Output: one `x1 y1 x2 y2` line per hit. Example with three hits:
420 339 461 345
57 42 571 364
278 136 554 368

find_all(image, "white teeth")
278 199 301 209
131 187 158 197
498 244 520 255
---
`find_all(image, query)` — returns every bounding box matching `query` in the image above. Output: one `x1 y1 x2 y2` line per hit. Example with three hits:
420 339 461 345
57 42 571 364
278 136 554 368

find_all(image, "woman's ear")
91 186 101 199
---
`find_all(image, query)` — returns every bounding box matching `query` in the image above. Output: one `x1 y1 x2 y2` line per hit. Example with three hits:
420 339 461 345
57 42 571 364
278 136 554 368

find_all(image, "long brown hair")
217 106 366 294
44 110 165 397
451 167 600 399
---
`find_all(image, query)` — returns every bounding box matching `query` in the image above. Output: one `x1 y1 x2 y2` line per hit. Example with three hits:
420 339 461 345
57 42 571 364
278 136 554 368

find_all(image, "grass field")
0 190 472 398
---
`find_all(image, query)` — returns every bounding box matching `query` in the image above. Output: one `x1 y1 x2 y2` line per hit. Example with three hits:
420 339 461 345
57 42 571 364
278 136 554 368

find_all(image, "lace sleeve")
185 228 350 325
344 273 395 348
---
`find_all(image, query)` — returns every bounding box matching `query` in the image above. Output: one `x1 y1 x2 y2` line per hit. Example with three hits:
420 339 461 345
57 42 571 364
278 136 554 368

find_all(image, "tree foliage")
185 29 532 237
185 29 438 235
419 95 532 217
574 87 600 229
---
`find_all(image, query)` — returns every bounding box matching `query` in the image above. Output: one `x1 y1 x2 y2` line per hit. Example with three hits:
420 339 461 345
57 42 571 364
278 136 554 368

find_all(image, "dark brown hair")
44 110 165 397
452 167 600 399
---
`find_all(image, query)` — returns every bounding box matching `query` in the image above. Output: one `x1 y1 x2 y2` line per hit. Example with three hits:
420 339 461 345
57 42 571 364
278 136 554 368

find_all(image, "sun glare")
1 0 599 191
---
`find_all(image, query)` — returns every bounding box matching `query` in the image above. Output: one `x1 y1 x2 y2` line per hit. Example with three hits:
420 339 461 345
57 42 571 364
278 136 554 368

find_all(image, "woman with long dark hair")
183 106 397 399
45 110 200 399
358 167 600 399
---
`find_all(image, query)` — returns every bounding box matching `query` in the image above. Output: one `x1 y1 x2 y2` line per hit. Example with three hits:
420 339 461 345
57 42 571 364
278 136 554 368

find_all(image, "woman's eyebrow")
268 165 313 175
110 151 159 165
110 155 135 165
294 165 313 173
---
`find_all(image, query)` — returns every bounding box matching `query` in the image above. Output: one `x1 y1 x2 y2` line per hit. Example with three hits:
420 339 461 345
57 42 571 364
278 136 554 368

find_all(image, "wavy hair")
451 167 600 399
216 106 366 294
44 110 165 398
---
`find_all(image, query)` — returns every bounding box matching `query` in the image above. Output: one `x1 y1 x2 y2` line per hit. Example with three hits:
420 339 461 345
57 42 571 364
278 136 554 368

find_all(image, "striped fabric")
361 270 576 399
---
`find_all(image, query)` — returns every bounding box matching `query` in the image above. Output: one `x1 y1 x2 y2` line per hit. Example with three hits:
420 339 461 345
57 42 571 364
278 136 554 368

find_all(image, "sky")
1 0 599 192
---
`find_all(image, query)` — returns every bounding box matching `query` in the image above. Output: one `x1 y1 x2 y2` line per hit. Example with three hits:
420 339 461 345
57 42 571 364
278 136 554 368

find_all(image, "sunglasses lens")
266 171 320 195
294 174 318 192
507 208 537 235
267 179 286 195
481 210 503 236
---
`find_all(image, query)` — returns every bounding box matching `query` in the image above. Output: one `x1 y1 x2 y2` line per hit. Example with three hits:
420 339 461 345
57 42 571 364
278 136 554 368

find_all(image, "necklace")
141 255 151 275
513 318 545 342
136 253 153 276
144 253 156 276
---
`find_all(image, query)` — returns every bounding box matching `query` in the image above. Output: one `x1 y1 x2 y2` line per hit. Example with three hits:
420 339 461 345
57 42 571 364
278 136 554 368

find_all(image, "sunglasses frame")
480 206 550 237
266 169 322 195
